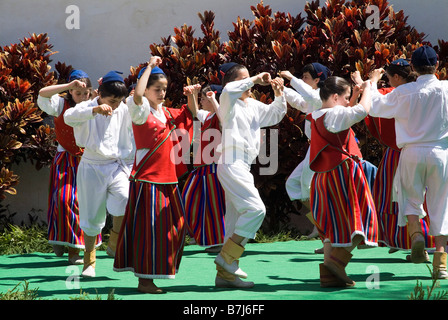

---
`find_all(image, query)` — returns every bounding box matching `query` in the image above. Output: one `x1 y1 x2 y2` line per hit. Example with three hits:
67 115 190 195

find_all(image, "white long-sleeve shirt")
310 104 368 133
63 97 135 163
283 77 322 139
217 78 287 164
370 75 448 148
37 94 67 153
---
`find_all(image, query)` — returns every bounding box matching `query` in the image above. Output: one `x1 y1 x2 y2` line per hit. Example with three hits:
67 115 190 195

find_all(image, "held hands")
271 77 284 97
93 104 113 116
279 70 293 81
183 84 201 96
369 68 385 84
254 72 272 86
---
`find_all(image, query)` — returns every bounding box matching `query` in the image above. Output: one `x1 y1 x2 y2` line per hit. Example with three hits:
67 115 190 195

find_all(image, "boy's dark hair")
386 64 418 83
65 77 92 107
98 81 128 99
412 65 437 75
146 73 168 88
319 76 351 101
221 64 247 88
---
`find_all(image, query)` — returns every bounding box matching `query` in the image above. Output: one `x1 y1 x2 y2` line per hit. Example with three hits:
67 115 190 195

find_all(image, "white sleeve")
256 95 287 128
218 78 254 122
63 101 96 127
36 94 64 116
196 110 210 124
126 96 151 125
283 87 309 113
369 86 399 119
324 104 367 133
290 77 322 111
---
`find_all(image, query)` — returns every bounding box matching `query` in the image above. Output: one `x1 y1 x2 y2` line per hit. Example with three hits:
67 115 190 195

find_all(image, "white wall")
0 0 447 223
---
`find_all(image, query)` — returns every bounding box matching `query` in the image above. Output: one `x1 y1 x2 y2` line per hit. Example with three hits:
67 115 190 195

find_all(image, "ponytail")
319 76 350 101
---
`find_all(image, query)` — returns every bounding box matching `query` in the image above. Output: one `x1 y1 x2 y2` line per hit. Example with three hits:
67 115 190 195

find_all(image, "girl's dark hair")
65 77 92 107
299 63 326 88
98 81 128 99
319 76 351 101
385 64 418 83
146 73 168 88
221 64 247 88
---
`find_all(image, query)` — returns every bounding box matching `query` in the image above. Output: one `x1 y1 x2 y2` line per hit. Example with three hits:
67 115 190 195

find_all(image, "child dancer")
352 62 435 260
214 64 286 288
280 63 330 239
369 46 448 278
37 69 101 265
182 85 226 253
64 70 134 277
113 56 195 294
308 77 378 287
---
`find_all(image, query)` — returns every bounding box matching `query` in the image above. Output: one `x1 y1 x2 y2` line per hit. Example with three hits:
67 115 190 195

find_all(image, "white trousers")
285 148 313 201
77 160 132 236
394 144 448 236
217 160 266 242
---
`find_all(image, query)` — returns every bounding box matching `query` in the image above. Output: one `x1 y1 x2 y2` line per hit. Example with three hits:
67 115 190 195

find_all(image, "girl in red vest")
37 70 101 265
113 56 195 294
307 76 378 287
182 85 226 255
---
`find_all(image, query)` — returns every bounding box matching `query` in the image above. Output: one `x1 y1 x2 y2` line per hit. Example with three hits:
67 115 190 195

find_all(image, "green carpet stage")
0 240 442 302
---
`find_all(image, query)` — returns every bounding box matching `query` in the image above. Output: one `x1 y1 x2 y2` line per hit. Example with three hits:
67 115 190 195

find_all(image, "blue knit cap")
411 45 438 67
137 66 166 79
311 63 331 82
67 69 89 82
102 71 124 84
390 58 410 67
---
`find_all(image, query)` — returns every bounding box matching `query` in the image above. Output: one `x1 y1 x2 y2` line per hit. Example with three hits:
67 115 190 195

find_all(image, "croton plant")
124 0 447 232
1 0 447 232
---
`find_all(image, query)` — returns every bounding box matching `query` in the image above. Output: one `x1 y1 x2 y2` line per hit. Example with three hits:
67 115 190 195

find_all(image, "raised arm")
133 56 162 106
183 84 201 118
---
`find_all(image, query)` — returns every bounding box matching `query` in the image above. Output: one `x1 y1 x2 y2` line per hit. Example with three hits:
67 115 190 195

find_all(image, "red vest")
130 105 193 183
308 113 362 173
54 100 83 157
364 87 400 151
193 113 221 167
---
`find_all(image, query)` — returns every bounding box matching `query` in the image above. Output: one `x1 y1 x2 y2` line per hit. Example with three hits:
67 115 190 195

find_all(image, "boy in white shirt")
64 71 135 277
369 45 448 278
214 64 286 286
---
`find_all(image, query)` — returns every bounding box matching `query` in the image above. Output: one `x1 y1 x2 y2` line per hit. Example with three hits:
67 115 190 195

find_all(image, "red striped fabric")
311 159 378 247
182 163 225 247
114 181 186 279
47 151 101 248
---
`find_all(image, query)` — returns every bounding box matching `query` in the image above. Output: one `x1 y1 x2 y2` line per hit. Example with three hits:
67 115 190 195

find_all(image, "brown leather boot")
408 220 426 263
319 263 354 288
214 239 247 278
324 248 356 286
432 252 448 279
106 230 119 257
215 265 254 288
68 247 83 265
82 249 96 277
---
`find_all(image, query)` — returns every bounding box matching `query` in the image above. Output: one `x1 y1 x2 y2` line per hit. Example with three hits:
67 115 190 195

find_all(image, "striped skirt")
374 147 434 249
113 181 186 279
47 151 101 248
311 159 378 247
182 163 225 247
